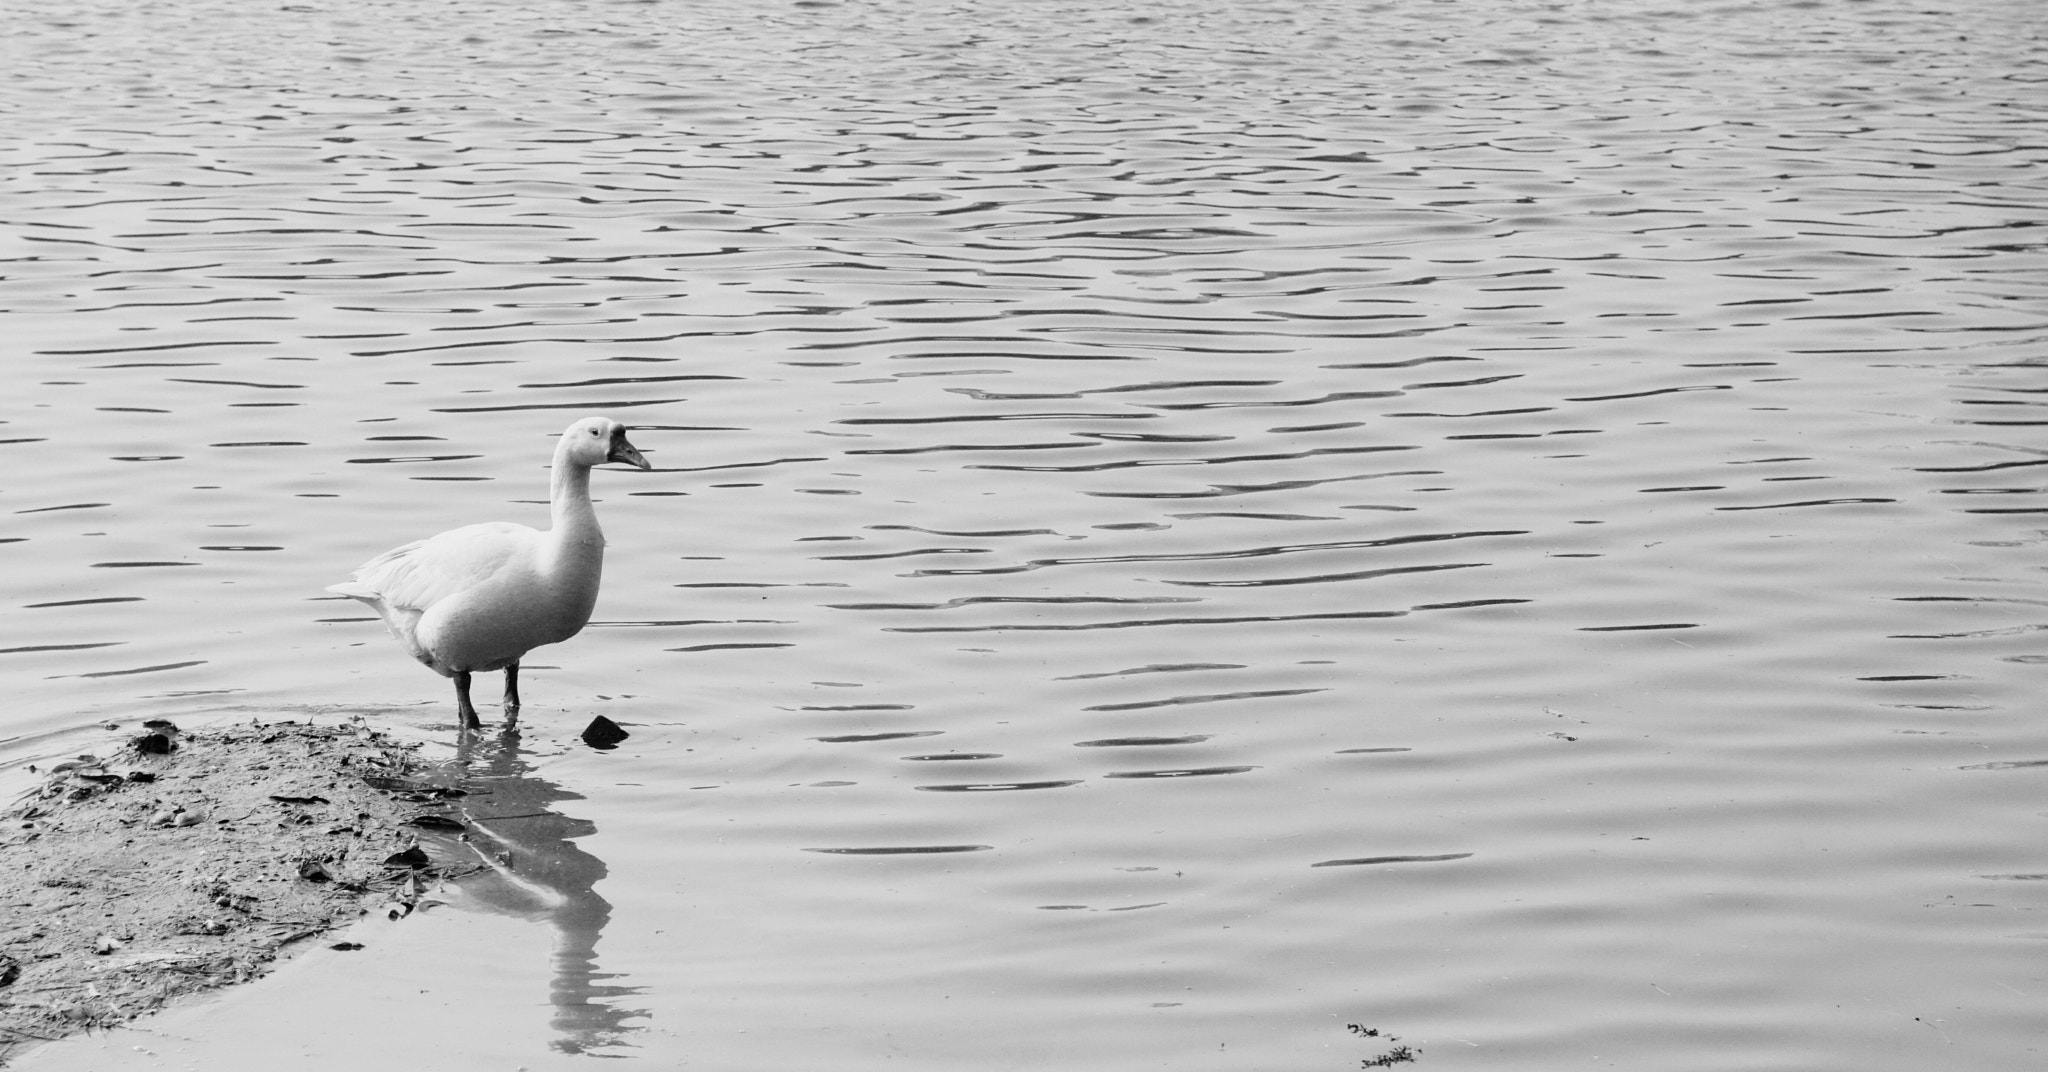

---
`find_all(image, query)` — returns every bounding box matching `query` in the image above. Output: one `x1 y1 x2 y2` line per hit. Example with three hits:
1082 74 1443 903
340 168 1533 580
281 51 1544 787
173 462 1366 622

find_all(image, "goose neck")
549 455 603 544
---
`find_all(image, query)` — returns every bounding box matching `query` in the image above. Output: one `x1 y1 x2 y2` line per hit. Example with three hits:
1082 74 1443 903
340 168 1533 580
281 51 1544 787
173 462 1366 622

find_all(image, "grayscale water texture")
3 0 2045 1067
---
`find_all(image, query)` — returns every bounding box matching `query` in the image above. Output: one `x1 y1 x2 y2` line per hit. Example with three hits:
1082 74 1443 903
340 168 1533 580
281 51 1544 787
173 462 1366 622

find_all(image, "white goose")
328 416 651 728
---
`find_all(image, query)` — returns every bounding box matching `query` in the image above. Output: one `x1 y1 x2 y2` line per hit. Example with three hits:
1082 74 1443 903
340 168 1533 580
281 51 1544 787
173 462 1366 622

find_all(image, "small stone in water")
582 715 629 749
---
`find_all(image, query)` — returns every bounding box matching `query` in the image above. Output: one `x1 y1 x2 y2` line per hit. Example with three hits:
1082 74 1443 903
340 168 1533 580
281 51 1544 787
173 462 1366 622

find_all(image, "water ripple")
4 0 2042 1064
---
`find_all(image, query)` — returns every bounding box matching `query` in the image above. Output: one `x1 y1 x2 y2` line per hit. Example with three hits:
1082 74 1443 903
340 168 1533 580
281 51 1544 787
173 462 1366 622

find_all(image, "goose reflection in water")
438 726 646 1055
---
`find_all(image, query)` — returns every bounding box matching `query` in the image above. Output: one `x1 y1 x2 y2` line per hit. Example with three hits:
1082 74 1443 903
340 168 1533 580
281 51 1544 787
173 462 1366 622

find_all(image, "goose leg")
503 662 522 717
453 670 482 729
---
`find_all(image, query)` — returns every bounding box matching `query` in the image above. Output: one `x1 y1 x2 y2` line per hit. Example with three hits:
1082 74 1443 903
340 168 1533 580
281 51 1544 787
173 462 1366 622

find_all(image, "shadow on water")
435 724 646 1056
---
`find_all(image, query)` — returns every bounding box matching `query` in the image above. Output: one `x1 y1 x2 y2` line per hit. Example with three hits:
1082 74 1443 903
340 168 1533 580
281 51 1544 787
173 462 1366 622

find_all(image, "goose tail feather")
326 581 381 602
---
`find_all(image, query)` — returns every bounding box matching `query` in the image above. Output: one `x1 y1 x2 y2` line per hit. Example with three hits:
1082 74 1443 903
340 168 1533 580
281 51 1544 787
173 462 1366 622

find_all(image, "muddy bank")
0 718 470 1064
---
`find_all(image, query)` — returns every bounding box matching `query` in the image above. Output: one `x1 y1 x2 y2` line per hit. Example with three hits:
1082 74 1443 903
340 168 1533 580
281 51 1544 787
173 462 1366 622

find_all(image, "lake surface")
4 0 2046 1068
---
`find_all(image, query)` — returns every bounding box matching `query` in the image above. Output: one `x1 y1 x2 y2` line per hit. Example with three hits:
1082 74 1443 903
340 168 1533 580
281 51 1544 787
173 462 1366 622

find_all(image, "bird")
328 416 651 728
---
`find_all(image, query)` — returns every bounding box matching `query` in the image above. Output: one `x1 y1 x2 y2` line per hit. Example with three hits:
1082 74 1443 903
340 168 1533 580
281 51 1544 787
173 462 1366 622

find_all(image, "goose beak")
607 431 652 470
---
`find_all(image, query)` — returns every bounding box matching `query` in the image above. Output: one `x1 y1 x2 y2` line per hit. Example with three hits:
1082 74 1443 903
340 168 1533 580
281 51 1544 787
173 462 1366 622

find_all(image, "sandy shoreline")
0 719 474 1064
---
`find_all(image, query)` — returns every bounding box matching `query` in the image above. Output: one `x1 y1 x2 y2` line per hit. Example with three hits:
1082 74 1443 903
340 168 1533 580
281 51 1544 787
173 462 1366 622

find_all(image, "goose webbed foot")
454 670 483 730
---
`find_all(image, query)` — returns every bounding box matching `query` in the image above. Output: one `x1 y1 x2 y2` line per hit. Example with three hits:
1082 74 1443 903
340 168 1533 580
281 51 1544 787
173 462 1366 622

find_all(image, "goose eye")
589 427 601 437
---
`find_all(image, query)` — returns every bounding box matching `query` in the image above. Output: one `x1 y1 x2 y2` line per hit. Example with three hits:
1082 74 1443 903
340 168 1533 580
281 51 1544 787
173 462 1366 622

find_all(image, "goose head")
562 416 652 470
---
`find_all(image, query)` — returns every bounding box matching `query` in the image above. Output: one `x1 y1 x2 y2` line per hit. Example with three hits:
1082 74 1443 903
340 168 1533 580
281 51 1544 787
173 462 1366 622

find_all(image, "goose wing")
329 522 537 613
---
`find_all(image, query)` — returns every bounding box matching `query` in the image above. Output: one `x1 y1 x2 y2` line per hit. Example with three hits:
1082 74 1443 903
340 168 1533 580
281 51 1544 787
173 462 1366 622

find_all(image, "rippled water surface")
5 0 2046 1067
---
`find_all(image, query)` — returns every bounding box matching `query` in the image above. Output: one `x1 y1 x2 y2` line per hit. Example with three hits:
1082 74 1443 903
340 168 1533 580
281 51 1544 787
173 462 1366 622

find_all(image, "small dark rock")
383 846 430 870
405 814 465 833
133 732 175 755
297 859 335 883
581 715 629 750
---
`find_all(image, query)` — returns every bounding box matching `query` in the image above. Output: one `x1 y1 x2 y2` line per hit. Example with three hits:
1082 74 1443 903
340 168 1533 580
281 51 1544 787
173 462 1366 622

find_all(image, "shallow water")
5 0 2047 1067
